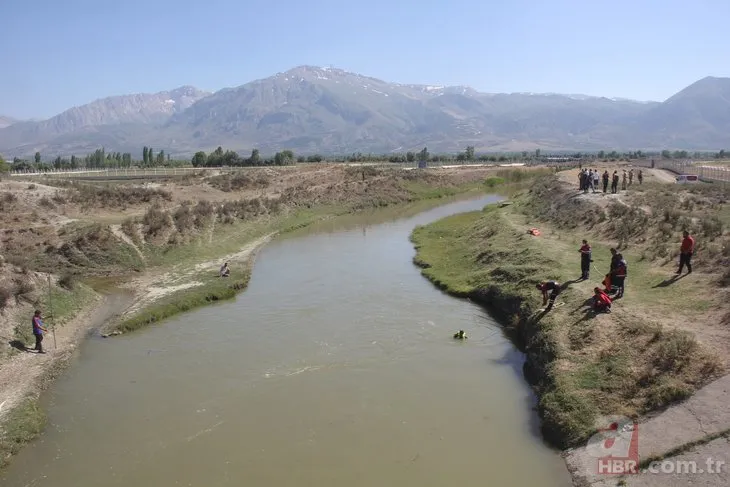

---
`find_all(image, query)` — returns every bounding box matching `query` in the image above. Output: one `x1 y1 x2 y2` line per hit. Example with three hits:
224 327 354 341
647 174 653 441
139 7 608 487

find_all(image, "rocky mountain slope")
1 67 729 157
0 116 20 129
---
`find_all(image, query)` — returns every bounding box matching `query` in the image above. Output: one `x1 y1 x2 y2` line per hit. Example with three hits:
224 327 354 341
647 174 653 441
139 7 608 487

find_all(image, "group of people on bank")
579 168 643 194
535 230 695 315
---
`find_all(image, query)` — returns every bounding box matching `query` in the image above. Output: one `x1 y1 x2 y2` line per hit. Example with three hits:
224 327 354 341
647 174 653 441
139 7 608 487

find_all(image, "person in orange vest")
592 287 612 313
578 239 592 280
536 280 562 310
677 231 695 274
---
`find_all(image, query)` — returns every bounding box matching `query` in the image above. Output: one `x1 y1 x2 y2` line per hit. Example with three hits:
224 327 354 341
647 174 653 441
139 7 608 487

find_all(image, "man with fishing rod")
32 309 51 354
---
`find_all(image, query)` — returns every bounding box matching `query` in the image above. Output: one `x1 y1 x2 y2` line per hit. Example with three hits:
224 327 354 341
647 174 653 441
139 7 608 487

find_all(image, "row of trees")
191 147 296 167
4 146 730 173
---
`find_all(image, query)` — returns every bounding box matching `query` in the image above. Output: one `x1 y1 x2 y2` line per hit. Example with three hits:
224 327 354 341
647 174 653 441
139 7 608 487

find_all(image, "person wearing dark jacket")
602 171 610 193
612 254 627 298
579 239 592 280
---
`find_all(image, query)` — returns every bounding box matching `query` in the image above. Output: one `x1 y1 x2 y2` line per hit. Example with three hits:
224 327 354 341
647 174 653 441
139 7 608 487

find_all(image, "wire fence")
630 159 730 185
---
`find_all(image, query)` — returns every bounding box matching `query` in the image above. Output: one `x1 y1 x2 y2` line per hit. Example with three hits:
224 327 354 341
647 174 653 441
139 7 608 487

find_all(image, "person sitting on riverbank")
593 287 612 313
536 280 561 310
453 330 467 340
219 262 230 277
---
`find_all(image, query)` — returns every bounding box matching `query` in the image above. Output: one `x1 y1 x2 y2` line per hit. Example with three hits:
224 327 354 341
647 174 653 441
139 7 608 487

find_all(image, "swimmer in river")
453 330 467 340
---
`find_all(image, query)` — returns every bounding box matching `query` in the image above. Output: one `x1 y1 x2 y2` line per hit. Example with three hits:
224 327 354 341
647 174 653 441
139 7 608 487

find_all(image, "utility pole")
47 275 57 349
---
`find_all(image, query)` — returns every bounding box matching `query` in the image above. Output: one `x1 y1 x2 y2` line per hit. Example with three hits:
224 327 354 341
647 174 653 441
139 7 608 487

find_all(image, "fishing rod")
47 275 57 350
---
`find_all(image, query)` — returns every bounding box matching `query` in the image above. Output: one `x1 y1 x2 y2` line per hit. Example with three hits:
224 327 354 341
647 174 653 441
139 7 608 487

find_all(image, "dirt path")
648 168 678 184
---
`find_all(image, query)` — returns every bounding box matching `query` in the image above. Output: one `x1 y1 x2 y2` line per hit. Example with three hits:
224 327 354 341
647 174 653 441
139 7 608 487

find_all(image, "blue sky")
1 0 728 119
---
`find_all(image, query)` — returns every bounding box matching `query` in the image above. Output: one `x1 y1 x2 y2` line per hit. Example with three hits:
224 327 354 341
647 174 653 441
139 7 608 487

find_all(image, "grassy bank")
0 398 46 469
410 177 725 449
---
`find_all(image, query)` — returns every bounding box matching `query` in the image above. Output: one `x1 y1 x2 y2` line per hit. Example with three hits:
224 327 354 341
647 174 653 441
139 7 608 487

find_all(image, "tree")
418 147 429 161
192 151 207 167
535 148 541 158
34 152 41 164
148 147 154 165
250 148 260 165
406 151 415 162
465 146 475 161
274 150 294 166
0 154 8 173
143 146 149 165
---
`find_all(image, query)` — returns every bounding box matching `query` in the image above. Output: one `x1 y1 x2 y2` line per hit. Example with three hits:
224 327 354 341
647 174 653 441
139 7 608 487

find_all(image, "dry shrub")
38 196 55 208
70 183 172 209
58 272 76 290
0 283 12 309
142 205 172 238
208 173 271 192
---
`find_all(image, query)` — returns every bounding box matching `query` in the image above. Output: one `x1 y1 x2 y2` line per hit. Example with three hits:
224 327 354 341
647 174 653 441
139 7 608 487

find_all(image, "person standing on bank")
612 253 627 299
602 170 610 193
32 310 49 354
579 239 592 280
677 231 695 275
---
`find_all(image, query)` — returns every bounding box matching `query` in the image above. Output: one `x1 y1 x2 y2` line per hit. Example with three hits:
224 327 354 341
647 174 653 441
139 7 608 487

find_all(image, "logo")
585 415 639 475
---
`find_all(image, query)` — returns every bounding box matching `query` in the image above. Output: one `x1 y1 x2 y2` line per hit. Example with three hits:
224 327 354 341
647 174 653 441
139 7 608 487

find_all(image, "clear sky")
1 0 728 119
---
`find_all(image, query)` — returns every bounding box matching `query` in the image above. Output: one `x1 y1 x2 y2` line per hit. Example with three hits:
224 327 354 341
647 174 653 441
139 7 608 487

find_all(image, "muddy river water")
2 195 570 487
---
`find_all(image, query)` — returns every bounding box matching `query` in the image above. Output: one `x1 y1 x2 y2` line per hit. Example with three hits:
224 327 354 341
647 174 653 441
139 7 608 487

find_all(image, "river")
1 195 570 487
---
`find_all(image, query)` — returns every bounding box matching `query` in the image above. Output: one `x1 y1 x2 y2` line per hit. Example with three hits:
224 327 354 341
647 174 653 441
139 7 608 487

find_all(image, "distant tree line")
4 145 728 172
191 147 296 167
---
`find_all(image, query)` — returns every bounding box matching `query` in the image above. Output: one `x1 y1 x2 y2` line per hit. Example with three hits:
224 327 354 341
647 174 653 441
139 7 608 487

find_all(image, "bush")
38 196 55 208
69 183 172 209
0 284 12 309
58 272 76 290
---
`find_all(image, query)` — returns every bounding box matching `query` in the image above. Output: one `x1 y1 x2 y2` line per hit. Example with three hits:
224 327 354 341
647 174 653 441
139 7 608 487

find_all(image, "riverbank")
410 167 730 483
0 164 546 470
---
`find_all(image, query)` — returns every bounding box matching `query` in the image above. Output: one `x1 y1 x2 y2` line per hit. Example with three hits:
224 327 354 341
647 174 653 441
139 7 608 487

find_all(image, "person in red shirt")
677 231 695 274
592 287 612 313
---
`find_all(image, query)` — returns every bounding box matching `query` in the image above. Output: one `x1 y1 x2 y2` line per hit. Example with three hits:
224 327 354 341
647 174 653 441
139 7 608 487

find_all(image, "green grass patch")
116 270 251 333
0 397 46 469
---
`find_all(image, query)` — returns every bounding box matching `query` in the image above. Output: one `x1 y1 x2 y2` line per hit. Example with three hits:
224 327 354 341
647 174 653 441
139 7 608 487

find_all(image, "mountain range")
2 66 729 158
